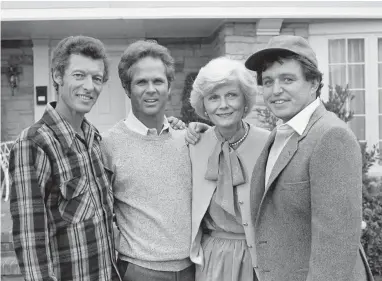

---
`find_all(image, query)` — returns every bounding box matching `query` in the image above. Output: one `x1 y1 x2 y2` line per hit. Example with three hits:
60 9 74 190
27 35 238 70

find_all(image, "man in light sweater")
101 40 194 281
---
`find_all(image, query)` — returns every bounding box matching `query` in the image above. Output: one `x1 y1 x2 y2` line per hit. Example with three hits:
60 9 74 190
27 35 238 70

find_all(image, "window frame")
309 20 382 147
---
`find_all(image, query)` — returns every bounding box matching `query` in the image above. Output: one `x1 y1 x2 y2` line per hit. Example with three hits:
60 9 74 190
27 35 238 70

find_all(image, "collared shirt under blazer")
249 104 374 281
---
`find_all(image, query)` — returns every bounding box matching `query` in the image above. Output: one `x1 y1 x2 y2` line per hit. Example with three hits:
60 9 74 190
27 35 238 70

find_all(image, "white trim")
366 35 380 147
256 19 283 36
309 20 382 35
33 39 51 122
2 5 382 21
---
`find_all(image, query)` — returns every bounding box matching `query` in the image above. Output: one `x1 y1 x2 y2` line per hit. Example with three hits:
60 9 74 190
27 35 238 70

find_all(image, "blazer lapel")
265 103 328 191
250 129 276 221
265 133 298 190
253 103 328 225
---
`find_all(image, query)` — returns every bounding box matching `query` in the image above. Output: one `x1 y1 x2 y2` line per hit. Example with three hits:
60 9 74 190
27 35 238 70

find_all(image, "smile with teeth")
145 99 157 103
77 94 92 101
217 112 233 117
273 100 287 104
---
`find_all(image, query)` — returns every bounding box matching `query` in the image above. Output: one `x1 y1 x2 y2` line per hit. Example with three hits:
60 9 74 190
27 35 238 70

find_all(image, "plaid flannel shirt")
9 102 121 281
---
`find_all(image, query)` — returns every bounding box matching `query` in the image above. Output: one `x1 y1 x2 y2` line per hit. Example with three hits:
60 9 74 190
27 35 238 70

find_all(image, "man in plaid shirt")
9 36 121 281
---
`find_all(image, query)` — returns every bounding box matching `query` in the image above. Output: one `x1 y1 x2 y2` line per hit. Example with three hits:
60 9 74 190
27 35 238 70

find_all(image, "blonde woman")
188 57 269 281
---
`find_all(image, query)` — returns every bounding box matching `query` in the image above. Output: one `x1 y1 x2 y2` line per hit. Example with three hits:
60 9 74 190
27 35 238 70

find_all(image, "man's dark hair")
256 51 323 97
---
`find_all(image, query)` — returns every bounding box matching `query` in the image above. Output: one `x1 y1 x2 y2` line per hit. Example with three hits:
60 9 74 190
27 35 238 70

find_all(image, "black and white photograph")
1 1 382 281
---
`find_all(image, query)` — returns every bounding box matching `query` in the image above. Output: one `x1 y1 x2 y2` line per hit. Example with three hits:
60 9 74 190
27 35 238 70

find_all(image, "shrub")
179 72 213 126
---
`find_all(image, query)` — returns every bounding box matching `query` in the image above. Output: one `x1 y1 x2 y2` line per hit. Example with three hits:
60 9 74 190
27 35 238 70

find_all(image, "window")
310 21 382 150
328 38 366 141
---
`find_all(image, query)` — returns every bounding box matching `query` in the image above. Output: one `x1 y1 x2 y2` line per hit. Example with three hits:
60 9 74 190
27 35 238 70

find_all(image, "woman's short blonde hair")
190 56 259 120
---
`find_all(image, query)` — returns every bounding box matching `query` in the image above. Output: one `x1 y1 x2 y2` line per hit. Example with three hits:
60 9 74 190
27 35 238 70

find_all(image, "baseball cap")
245 35 318 72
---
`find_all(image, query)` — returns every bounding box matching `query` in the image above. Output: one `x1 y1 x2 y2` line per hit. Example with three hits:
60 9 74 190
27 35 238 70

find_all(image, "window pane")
378 38 382 61
349 116 365 141
350 90 365 114
379 89 382 114
348 39 365 62
380 116 382 139
348 65 365 88
379 64 382 88
329 39 345 63
329 65 346 87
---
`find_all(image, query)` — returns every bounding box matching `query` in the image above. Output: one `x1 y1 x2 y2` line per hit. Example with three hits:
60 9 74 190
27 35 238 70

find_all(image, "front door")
86 52 130 133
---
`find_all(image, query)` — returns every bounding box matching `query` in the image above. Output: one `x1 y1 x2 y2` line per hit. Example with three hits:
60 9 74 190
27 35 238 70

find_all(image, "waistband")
119 255 192 271
207 230 246 240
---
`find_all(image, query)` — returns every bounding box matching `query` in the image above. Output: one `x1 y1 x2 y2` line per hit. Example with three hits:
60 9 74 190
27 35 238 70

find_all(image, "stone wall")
1 40 34 142
159 39 213 117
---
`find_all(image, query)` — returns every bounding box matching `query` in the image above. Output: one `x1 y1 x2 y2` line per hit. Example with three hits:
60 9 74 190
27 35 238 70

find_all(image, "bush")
179 72 213 126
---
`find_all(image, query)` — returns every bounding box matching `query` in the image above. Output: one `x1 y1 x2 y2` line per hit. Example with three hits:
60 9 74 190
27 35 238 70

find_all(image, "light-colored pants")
117 259 195 281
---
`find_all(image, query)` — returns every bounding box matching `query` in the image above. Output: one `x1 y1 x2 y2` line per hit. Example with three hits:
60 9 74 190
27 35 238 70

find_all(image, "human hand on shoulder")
167 116 186 130
185 122 211 145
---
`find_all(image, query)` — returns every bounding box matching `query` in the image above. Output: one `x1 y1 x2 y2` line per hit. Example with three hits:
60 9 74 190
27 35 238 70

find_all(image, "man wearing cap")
244 35 374 281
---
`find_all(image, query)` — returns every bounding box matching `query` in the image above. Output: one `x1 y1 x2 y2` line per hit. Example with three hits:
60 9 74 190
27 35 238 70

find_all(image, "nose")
272 80 282 95
219 97 228 109
82 75 94 91
146 82 156 93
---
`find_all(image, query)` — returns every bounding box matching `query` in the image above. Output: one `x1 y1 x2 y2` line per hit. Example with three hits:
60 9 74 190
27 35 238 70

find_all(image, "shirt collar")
124 110 170 136
283 98 321 135
41 102 101 152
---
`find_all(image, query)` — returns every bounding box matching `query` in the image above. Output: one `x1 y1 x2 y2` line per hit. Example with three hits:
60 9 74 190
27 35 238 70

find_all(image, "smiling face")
127 56 170 120
203 82 245 132
54 54 104 118
261 58 317 122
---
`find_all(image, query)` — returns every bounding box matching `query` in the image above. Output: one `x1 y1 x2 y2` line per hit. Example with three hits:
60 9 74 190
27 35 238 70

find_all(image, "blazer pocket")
281 180 310 190
58 176 95 223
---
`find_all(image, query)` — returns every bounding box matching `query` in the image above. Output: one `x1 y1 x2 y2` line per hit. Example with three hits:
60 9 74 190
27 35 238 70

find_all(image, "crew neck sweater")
101 120 192 271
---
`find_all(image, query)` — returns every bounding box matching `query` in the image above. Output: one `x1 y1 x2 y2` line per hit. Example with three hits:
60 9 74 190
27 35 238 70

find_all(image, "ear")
167 85 172 101
53 70 63 86
124 87 131 99
311 79 319 95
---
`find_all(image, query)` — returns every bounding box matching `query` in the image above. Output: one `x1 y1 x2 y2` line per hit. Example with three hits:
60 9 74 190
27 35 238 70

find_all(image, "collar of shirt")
41 102 101 152
282 97 321 136
124 110 170 136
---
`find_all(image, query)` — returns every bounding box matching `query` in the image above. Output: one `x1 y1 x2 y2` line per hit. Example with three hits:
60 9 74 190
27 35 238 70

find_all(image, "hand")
185 122 210 145
167 116 186 130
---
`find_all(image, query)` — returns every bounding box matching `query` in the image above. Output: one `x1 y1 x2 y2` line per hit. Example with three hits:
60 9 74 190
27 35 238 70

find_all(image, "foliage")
362 188 382 276
322 85 354 123
179 72 213 126
255 107 278 131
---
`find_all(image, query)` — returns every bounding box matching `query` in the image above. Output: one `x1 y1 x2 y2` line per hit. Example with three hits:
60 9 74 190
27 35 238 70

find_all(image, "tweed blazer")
250 104 374 281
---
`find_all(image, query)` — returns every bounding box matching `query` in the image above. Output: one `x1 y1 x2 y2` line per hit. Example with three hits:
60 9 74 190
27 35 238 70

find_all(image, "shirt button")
238 200 244 204
243 222 248 226
248 245 253 248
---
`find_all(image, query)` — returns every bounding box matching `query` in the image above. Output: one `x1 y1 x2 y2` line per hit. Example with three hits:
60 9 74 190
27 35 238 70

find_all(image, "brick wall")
159 39 213 117
1 40 34 142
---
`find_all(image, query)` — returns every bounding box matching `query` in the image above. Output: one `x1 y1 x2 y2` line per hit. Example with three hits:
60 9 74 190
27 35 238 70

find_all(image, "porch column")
32 39 50 122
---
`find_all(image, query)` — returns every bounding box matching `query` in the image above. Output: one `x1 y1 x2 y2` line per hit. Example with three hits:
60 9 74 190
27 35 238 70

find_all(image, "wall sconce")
7 65 21 96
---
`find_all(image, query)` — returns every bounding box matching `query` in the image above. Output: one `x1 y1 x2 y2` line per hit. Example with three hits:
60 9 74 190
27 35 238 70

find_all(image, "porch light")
8 65 20 95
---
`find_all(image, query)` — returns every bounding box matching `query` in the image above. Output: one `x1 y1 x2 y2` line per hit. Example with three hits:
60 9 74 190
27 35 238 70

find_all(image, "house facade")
2 2 382 147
